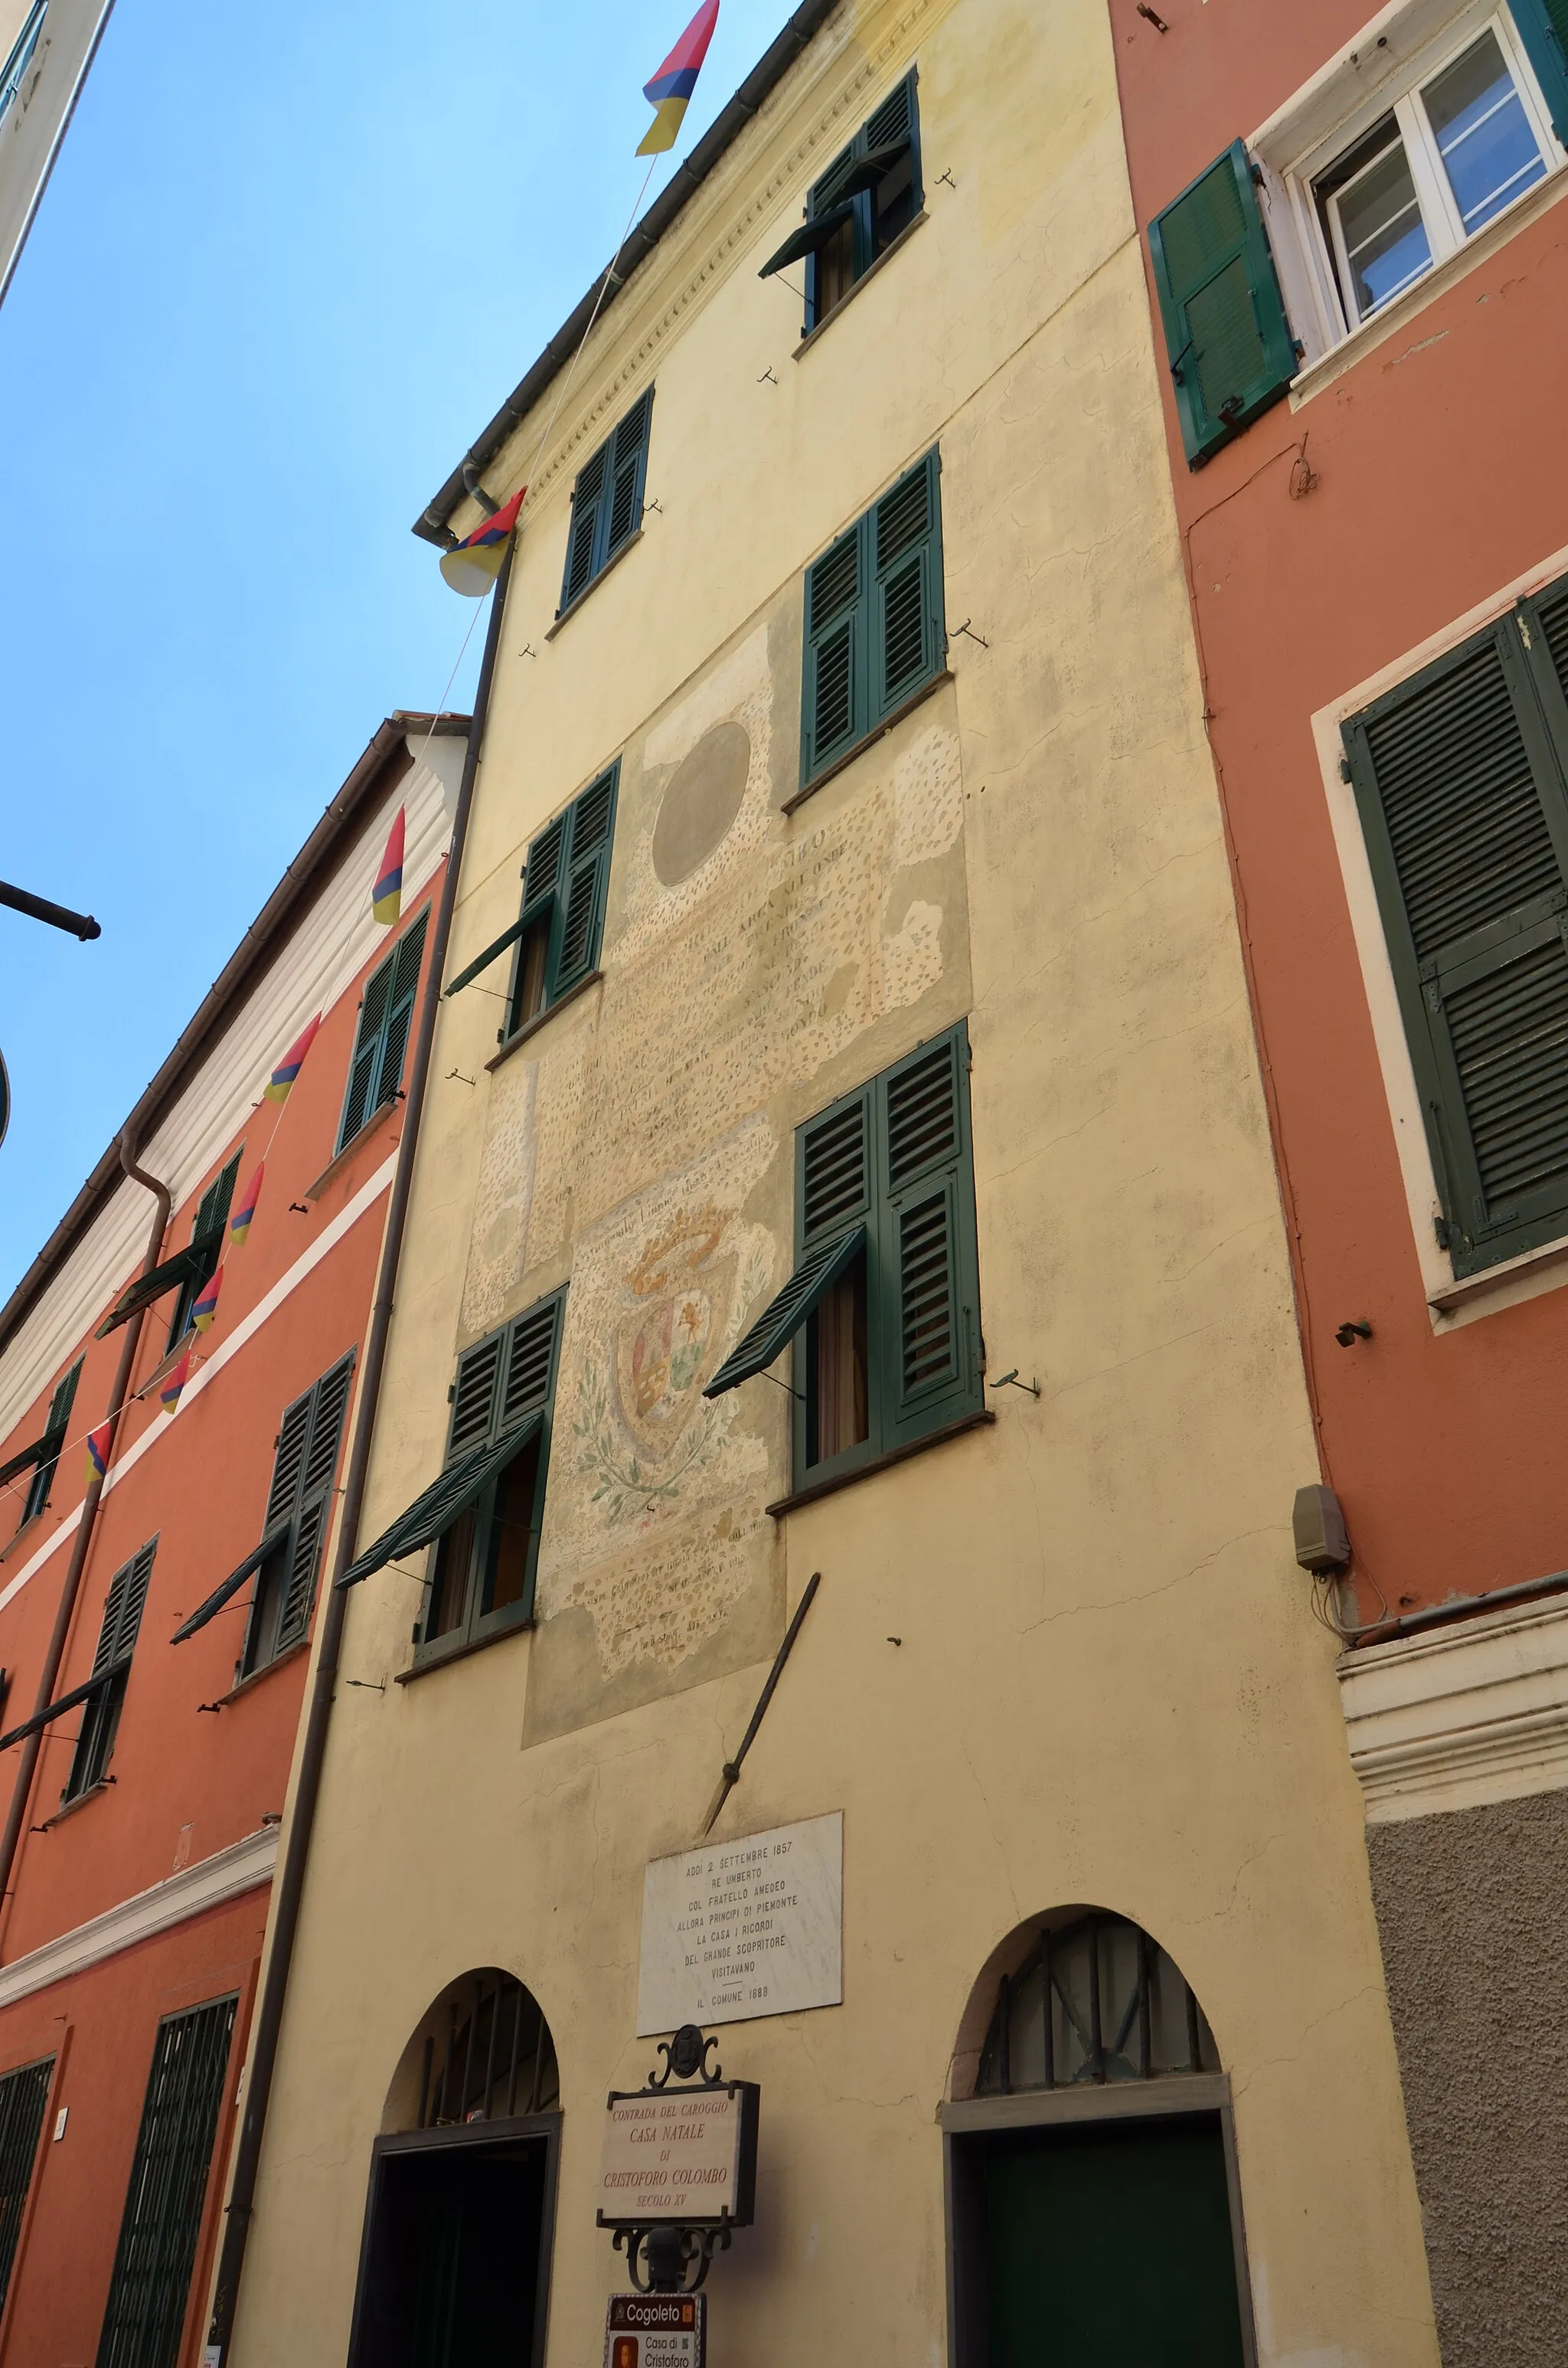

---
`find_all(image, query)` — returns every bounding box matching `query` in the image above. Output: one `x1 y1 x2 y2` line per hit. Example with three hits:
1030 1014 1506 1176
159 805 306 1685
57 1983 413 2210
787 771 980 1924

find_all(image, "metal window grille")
96 1997 237 2368
977 1912 1220 2095
416 1973 558 2130
0 2055 53 2311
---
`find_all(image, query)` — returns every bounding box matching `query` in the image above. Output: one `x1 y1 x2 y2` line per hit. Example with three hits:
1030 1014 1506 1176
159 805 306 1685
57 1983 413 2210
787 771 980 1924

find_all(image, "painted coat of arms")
576 1205 763 1525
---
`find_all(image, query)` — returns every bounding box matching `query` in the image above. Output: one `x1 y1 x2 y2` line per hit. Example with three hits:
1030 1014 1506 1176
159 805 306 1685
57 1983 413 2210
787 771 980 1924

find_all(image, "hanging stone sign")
636 1812 843 2036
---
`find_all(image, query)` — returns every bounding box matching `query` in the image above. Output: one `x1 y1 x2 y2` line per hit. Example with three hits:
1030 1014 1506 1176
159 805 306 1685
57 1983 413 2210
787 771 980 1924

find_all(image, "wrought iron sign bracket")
599 2025 760 2294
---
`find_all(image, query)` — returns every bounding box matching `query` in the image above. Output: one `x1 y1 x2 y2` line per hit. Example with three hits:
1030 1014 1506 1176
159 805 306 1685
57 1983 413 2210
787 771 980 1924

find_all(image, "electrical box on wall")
1293 1484 1351 1575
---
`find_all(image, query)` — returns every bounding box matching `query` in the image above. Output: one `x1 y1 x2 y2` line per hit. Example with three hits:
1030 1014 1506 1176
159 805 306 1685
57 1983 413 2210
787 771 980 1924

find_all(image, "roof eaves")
412 0 842 548
0 711 471 1362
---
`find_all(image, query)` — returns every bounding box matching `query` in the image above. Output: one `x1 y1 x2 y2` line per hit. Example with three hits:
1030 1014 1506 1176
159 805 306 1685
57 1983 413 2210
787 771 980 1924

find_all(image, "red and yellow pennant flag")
85 1423 113 1488
372 807 405 926
191 1266 224 1333
439 485 525 597
639 0 720 154
230 1163 264 1247
159 1352 192 1415
266 1015 321 1104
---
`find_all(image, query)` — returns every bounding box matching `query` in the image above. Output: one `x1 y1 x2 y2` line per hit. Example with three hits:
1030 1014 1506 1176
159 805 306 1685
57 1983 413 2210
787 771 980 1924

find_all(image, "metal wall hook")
989 1369 1040 1398
954 618 991 649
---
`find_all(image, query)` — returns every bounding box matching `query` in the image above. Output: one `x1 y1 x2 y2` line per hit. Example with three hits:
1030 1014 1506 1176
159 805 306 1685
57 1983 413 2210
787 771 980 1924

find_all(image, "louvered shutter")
804 529 863 777
605 391 653 564
562 446 609 610
872 455 942 721
552 769 618 996
1148 142 1296 468
94 1542 155 1674
1509 0 1568 145
372 911 427 1116
501 1298 562 1432
275 1355 354 1650
448 1331 506 1457
874 1028 981 1446
21 1360 80 1519
340 957 395 1148
1345 606 1568 1274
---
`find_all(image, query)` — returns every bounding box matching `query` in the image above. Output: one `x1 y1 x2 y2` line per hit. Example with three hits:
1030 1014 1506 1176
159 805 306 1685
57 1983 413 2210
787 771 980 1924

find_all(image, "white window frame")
1251 0 1566 368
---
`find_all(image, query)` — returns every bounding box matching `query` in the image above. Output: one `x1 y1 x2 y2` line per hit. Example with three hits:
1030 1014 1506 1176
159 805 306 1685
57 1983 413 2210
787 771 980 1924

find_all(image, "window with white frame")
1147 4 1568 464
1316 17 1554 325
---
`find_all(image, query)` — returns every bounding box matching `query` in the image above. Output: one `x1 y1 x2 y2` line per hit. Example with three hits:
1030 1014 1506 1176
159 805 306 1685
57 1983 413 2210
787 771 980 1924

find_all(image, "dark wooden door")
982 2114 1246 2366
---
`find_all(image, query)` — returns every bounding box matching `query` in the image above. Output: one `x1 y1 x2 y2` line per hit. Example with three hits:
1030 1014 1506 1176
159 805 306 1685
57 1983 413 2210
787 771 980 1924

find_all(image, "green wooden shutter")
802 71 921 322
338 913 426 1152
274 1354 354 1650
871 454 942 722
0 2056 53 2313
874 1027 982 1447
448 1330 507 1457
1148 142 1297 468
22 1359 80 1521
800 1091 873 1245
551 768 618 996
803 528 864 778
96 1997 237 2368
561 445 609 611
501 1297 563 1432
1510 0 1568 145
1345 607 1568 1274
169 1155 239 1343
604 391 654 565
94 1542 155 1674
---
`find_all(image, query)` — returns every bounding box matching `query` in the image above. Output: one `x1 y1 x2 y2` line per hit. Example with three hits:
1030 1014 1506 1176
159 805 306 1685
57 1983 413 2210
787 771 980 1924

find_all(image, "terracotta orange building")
0 713 464 2366
1110 0 1568 2350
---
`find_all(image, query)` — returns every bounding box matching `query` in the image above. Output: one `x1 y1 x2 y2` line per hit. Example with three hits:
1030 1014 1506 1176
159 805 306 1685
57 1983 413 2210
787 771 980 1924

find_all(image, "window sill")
1 1507 54 1565
1427 1224 1568 1316
486 970 604 1071
790 210 929 358
766 1407 994 1518
44 1779 114 1830
215 1637 312 1706
306 1107 401 1202
546 531 645 639
395 1617 534 1686
1291 161 1568 407
785 669 956 816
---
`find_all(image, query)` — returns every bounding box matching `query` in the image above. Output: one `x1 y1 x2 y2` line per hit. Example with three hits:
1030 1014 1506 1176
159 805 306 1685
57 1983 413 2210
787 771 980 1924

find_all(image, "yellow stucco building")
226 3 1439 2362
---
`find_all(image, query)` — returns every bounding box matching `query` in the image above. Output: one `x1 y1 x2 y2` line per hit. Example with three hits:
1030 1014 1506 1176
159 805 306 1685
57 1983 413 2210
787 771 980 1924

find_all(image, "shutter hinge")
1434 1214 1452 1252
1249 160 1265 186
447 1384 456 1402
1338 757 1352 783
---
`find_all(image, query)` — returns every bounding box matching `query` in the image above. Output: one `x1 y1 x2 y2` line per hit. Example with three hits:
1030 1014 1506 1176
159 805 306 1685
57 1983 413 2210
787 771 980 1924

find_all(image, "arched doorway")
347 1971 560 2368
945 1910 1256 2368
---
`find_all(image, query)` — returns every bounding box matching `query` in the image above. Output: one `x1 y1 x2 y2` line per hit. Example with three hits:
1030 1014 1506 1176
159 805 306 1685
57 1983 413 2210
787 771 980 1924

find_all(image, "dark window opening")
802 72 923 334
511 914 551 1034
977 1912 1220 2097
14 1359 82 1530
806 1252 869 1466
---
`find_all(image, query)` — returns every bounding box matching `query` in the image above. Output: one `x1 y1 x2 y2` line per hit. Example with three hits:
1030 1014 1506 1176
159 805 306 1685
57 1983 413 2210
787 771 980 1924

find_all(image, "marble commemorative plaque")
636 1812 843 2035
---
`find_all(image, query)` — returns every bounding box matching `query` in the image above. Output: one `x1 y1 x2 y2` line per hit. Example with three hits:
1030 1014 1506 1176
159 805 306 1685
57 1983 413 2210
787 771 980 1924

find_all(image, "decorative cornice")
0 1824 279 2010
1339 1594 1568 1824
482 0 946 525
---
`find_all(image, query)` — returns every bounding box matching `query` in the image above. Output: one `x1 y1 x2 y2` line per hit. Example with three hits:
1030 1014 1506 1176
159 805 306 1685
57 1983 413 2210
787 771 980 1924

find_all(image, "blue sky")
0 0 786 1297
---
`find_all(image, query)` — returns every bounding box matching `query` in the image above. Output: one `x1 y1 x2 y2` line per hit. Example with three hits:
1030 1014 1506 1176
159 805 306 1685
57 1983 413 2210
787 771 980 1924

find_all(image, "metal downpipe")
205 552 514 2362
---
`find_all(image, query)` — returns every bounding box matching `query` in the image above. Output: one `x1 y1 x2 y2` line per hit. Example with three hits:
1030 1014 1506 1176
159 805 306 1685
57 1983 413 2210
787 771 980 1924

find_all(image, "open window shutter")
196 1159 239 1245
275 1355 354 1651
448 1330 506 1457
606 391 653 563
552 770 617 996
1509 0 1568 145
803 528 864 778
759 201 857 278
1345 620 1568 1272
95 1542 155 1674
872 455 942 721
371 911 427 1120
874 1029 979 1444
341 954 395 1147
561 446 609 611
501 1297 562 1433
1148 141 1296 468
24 1360 80 1513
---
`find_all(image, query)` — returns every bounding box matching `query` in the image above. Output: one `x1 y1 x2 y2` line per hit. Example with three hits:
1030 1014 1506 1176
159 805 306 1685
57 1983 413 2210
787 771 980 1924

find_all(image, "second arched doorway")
347 1969 561 2368
946 1909 1256 2368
